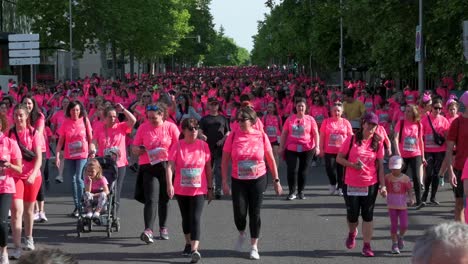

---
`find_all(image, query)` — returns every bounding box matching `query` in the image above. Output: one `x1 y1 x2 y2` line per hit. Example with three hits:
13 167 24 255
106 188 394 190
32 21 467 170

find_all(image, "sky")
209 0 270 52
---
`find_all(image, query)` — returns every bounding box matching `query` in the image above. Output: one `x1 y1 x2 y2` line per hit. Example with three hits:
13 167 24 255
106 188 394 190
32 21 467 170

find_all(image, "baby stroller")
76 156 119 238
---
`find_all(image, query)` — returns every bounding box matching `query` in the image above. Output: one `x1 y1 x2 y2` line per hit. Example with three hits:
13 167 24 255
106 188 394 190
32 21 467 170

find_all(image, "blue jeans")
211 155 222 194
64 158 87 209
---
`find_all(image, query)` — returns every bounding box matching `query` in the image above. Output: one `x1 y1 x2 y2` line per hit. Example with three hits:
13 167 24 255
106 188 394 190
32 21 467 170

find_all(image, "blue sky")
210 0 270 52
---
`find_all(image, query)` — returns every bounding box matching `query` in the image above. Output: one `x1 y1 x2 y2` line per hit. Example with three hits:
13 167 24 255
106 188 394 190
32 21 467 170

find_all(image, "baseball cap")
388 155 403 170
208 97 219 104
362 112 379 125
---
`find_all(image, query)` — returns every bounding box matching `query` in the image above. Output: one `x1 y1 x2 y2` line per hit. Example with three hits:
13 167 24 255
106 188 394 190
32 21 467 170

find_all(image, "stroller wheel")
77 220 83 237
114 218 120 232
88 219 92 232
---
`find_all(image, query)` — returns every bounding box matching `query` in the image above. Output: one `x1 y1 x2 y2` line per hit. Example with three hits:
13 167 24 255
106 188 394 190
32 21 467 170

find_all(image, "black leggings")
232 176 266 238
324 153 344 189
423 152 444 200
36 153 47 202
343 183 379 223
0 194 12 247
115 166 126 217
141 163 169 231
402 156 422 204
285 149 314 195
176 195 205 241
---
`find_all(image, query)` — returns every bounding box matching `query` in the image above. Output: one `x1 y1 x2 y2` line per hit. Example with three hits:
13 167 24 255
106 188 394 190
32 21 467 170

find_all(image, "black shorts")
452 169 464 198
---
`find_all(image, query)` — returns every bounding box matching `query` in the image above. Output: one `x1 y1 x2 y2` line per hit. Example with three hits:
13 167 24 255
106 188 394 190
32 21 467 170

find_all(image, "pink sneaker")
362 243 374 257
345 230 357 249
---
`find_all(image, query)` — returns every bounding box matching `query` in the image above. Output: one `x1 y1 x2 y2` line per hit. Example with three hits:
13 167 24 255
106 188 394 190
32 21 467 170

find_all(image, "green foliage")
204 26 251 66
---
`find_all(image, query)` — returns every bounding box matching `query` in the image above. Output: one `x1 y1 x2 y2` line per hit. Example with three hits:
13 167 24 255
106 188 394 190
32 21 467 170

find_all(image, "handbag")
11 127 37 162
426 114 445 146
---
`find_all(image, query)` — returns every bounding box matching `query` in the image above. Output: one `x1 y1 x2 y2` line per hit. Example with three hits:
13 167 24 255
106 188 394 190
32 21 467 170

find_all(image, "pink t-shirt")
84 176 109 193
230 119 264 132
421 114 449 153
94 122 131 167
8 127 42 179
0 134 21 193
339 136 384 187
320 117 353 154
385 173 412 210
395 120 423 158
284 115 318 152
309 105 328 125
223 129 272 180
263 114 281 143
33 113 46 153
50 110 66 135
133 121 180 165
169 139 211 196
376 109 391 134
58 117 93 160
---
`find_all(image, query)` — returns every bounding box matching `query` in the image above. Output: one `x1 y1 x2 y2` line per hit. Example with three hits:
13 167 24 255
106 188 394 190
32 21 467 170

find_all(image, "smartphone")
0 160 6 167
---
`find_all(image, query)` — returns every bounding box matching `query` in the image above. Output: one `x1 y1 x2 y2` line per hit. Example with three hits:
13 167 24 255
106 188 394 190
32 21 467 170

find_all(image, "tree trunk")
120 48 125 81
99 42 107 78
130 50 135 77
111 41 117 80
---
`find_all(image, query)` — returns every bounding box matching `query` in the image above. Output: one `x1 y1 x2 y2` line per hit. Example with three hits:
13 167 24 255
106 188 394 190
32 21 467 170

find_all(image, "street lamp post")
418 0 424 93
69 0 73 81
339 0 344 91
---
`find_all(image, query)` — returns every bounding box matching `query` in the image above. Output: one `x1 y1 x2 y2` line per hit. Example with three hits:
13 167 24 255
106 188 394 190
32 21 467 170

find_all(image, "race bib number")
291 124 305 138
238 160 258 179
364 101 373 110
104 146 120 158
69 141 84 158
180 168 202 188
266 126 277 137
148 147 167 165
347 185 368 196
328 133 343 147
424 134 437 148
315 115 324 123
403 136 417 152
379 114 389 123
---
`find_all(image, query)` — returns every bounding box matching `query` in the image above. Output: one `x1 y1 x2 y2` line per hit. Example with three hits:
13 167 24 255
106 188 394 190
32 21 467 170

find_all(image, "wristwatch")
274 179 280 183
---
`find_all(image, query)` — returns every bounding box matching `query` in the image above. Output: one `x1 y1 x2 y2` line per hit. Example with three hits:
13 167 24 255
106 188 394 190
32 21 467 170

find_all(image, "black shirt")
199 114 230 156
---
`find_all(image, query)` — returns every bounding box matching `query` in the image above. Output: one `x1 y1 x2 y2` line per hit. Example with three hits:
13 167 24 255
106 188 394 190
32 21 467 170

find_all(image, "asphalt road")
10 160 456 264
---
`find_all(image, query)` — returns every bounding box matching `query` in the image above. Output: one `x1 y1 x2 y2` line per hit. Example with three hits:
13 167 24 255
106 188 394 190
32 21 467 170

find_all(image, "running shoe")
23 237 35 251
336 188 343 196
345 230 357 249
55 175 63 184
297 192 306 200
140 229 154 244
92 212 101 219
414 202 426 210
234 233 246 252
0 255 8 264
398 236 405 250
190 250 201 263
85 212 93 219
68 209 79 218
328 185 336 195
391 243 400 254
160 227 169 240
286 194 296 200
33 212 40 222
39 211 48 223
439 176 445 187
250 247 260 260
8 248 21 260
182 244 191 256
361 243 374 257
430 199 440 205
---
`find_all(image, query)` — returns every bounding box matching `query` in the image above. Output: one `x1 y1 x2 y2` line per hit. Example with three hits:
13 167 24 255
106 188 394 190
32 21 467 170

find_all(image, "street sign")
415 25 422 62
8 41 40 50
9 57 40 65
8 34 39 42
463 21 468 61
9 49 40 58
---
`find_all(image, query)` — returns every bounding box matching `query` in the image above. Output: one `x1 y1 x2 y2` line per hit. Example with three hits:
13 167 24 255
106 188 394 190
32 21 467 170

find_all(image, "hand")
379 187 387 198
167 185 174 199
207 190 214 204
88 152 96 159
318 149 324 157
216 138 224 146
55 156 61 168
115 103 125 112
353 162 363 170
222 182 231 196
279 149 285 161
314 147 320 157
450 172 457 188
409 198 415 206
274 182 283 196
386 148 392 157
26 173 36 185
422 158 427 166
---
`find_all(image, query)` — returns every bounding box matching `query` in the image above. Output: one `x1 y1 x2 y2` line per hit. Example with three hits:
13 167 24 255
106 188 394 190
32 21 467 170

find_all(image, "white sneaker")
92 212 100 219
336 188 343 196
0 255 9 264
250 247 260 260
24 237 35 251
329 185 337 195
33 212 40 222
39 211 48 222
234 233 246 252
85 212 93 219
9 248 21 260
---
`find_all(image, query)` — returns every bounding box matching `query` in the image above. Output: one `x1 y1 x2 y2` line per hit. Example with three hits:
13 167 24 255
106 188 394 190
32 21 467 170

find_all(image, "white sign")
464 21 468 61
9 57 40 65
8 34 39 42
415 25 422 62
9 50 40 58
8 42 40 50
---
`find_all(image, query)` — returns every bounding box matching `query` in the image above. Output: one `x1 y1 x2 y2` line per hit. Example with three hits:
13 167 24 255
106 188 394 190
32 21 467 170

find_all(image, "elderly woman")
319 102 353 195
337 112 387 257
279 97 320 200
166 118 213 264
221 106 282 260
394 104 425 208
133 103 179 244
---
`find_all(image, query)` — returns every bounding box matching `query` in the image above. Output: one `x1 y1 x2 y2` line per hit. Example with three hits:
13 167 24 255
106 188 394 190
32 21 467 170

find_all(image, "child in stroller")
83 159 109 220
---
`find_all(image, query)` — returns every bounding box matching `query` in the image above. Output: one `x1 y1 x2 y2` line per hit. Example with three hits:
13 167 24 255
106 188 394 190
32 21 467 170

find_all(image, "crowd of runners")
0 66 467 263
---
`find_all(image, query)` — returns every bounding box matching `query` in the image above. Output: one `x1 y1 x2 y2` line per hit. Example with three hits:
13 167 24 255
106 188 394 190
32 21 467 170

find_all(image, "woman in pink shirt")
93 103 136 220
166 118 213 263
319 102 352 196
420 98 449 204
279 97 320 200
8 104 43 259
0 112 22 262
221 106 282 260
263 102 282 163
445 100 460 125
133 103 180 244
55 101 94 217
393 104 425 208
336 112 387 257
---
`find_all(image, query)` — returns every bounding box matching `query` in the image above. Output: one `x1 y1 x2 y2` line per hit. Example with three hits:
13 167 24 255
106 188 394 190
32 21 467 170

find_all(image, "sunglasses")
187 126 199 131
142 95 151 98
237 118 250 122
433 107 442 110
146 105 159 111
334 103 343 106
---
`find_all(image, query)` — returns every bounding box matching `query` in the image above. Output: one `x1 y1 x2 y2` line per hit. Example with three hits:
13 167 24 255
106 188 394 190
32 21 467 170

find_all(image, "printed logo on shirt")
328 133 343 147
148 147 167 165
180 168 202 188
238 160 258 179
69 141 84 158
403 136 417 152
291 124 305 138
266 126 277 137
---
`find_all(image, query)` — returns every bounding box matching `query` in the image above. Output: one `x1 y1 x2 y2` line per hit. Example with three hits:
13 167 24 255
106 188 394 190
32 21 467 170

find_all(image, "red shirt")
447 116 468 170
